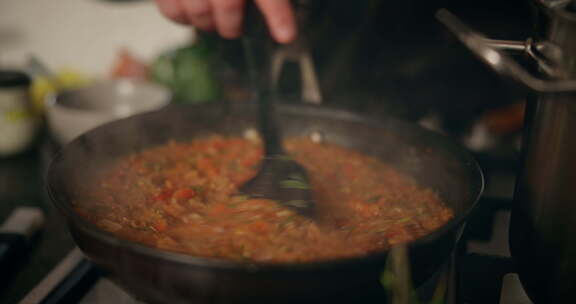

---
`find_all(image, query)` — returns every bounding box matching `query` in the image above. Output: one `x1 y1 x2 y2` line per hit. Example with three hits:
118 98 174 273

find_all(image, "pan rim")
46 102 484 272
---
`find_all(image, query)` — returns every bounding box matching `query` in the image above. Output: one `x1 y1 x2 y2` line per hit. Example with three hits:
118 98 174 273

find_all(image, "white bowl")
47 79 170 144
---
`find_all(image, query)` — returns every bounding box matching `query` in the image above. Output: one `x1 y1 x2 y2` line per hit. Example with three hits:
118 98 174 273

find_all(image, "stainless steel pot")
437 2 576 302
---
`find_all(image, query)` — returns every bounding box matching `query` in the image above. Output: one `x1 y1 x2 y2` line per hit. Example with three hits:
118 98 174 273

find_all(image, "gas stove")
460 198 531 304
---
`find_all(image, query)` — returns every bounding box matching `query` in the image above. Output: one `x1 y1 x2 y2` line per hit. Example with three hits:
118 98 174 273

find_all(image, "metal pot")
512 2 576 302
47 102 483 304
437 1 576 302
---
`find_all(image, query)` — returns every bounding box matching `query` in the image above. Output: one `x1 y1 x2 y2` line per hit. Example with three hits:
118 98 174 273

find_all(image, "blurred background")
0 0 189 75
0 0 533 128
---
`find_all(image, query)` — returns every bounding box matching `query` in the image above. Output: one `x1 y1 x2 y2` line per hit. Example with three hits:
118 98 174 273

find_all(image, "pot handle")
436 9 576 93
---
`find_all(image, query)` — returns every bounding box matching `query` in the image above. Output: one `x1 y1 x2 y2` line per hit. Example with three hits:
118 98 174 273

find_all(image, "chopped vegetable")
367 195 382 203
173 188 195 200
280 174 310 190
284 200 309 209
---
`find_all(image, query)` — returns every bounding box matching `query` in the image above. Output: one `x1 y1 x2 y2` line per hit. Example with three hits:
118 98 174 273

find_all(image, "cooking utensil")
240 37 316 218
237 93 316 217
47 102 483 304
239 1 316 218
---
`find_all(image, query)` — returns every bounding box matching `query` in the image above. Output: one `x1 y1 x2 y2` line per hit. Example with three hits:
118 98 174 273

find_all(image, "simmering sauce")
75 136 453 263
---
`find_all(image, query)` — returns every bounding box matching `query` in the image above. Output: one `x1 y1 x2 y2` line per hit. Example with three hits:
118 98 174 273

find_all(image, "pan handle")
243 0 323 104
270 0 323 104
436 9 576 93
270 44 323 105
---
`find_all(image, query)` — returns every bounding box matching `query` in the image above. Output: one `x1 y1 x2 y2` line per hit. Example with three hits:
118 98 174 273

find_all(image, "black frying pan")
47 102 483 304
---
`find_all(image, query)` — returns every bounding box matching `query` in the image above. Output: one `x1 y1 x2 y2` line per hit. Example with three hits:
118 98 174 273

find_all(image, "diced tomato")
205 167 220 178
162 203 185 217
248 221 270 234
197 157 220 177
173 188 195 200
164 180 174 188
351 200 380 217
153 219 168 232
211 139 226 150
385 231 399 238
342 163 356 177
208 203 231 217
136 167 147 174
154 189 173 201
197 157 212 170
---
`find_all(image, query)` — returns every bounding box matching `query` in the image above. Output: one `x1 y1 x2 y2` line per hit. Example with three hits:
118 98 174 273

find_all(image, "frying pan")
47 102 483 303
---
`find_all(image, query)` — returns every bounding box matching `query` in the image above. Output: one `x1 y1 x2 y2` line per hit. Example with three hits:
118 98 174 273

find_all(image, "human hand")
154 0 297 43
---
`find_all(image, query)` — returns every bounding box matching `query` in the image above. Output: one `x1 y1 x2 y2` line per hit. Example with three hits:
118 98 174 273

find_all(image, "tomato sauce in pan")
75 136 453 263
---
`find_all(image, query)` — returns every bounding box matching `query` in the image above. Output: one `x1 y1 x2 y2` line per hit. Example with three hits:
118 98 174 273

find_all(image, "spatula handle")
243 2 283 156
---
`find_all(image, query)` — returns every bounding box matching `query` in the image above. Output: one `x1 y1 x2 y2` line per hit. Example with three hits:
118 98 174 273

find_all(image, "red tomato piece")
197 158 220 177
173 188 195 200
153 219 168 232
155 189 173 201
208 203 231 217
248 221 270 234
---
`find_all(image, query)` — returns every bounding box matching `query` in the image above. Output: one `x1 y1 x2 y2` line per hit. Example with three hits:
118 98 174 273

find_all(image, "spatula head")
239 155 316 218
